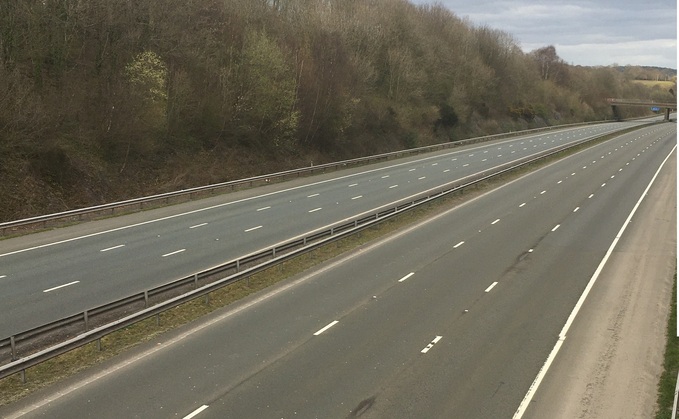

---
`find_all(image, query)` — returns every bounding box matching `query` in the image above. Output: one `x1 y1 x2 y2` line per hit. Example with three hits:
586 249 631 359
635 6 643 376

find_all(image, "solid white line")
189 223 208 229
454 241 465 248
162 249 186 257
351 196 363 200
491 219 500 225
314 320 339 336
398 272 415 283
100 244 125 252
183 405 209 419
307 193 320 198
484 282 498 293
551 224 560 232
308 208 322 213
244 226 263 232
43 281 80 293
256 206 271 212
513 144 677 419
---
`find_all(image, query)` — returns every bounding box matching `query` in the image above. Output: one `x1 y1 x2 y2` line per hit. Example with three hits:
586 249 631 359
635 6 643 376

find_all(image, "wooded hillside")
0 0 675 221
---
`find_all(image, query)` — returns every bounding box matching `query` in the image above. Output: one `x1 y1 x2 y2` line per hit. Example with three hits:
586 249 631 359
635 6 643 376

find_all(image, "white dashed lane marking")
398 272 415 283
314 320 339 336
421 336 443 354
44 281 80 293
183 405 209 419
484 282 498 293
244 225 263 232
162 249 186 257
100 244 126 252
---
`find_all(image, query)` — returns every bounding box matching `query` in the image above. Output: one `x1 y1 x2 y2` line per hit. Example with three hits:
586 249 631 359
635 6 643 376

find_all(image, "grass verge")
656 273 679 419
0 125 655 407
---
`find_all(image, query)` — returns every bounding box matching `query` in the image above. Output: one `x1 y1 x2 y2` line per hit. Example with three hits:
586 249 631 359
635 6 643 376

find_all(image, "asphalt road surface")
0 121 648 336
1 123 674 418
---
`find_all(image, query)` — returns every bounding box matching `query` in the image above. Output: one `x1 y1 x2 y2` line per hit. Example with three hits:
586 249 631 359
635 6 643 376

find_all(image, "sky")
410 0 677 69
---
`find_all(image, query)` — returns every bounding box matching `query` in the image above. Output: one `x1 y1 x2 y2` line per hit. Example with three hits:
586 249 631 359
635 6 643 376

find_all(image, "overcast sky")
410 0 677 69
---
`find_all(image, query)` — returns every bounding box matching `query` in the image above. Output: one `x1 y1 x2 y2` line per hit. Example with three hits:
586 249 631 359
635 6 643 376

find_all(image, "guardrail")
0 120 610 236
0 122 652 382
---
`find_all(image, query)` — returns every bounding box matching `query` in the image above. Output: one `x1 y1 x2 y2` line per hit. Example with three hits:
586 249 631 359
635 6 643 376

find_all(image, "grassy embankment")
656 273 678 419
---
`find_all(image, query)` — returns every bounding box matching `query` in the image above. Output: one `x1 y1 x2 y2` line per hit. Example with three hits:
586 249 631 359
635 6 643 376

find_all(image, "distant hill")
614 65 677 81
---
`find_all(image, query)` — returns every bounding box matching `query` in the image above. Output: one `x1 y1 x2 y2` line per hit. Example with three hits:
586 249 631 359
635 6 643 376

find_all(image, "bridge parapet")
606 98 676 121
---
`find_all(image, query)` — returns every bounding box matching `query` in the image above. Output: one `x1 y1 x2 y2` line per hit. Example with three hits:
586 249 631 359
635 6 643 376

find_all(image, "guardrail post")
194 273 198 288
144 290 149 308
10 336 16 361
84 310 89 331
272 247 276 258
236 259 240 273
97 338 101 351
21 369 26 383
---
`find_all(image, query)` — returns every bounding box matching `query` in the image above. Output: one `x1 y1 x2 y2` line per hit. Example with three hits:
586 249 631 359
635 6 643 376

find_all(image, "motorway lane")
523 135 676 418
2 123 674 418
0 122 652 336
0 123 635 336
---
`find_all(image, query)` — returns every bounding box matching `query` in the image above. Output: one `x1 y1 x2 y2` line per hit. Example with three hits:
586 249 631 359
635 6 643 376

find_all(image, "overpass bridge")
607 98 676 121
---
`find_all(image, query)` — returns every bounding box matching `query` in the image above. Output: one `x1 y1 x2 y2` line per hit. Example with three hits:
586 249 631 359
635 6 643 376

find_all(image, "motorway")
0 121 655 336
1 122 675 418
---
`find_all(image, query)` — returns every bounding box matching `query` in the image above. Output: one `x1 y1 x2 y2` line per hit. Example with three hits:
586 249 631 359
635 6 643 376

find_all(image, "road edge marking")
512 143 676 419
